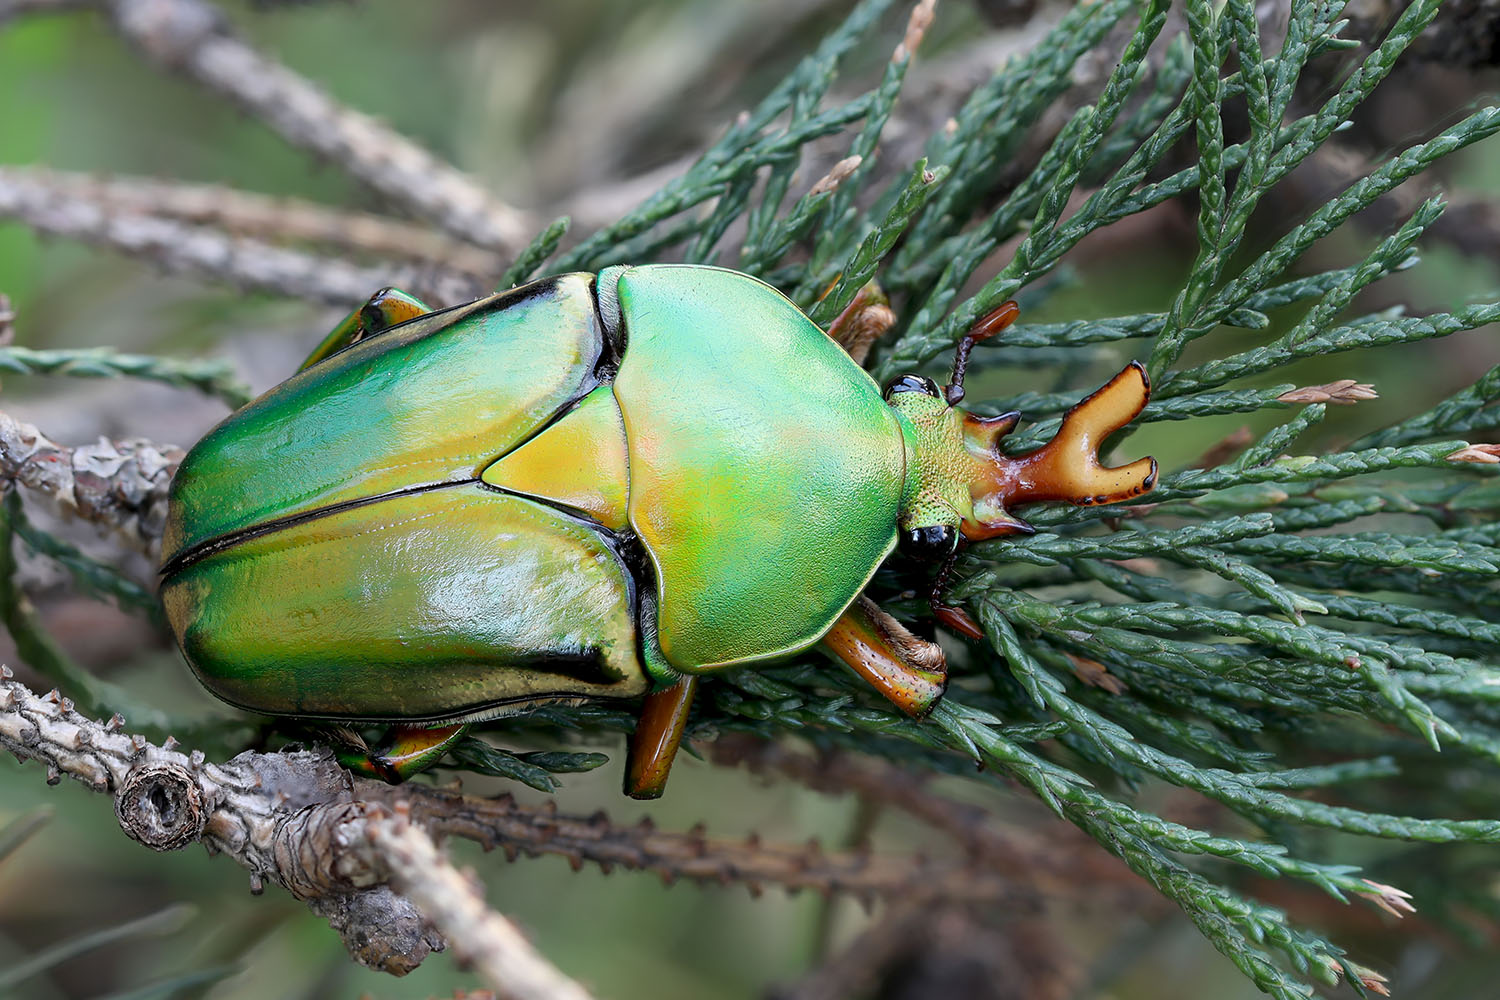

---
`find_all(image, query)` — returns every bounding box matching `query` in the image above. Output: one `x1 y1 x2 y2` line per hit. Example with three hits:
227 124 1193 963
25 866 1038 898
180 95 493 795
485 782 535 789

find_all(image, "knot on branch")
116 762 205 851
306 885 445 977
272 799 380 899
0 411 181 551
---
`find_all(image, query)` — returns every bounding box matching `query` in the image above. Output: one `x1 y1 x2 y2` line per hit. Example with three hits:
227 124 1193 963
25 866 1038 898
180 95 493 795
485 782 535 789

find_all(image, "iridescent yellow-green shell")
161 266 912 723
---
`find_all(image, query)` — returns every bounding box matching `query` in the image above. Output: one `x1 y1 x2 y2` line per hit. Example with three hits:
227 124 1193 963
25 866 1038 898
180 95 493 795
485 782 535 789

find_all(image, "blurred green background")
2 2 1499 998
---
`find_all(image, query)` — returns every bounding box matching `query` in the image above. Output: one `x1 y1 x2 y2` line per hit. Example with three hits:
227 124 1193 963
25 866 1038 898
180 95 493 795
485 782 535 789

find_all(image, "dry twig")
1445 443 1500 464
0 671 1037 976
1277 380 1380 405
361 807 598 1000
0 166 483 306
104 0 532 254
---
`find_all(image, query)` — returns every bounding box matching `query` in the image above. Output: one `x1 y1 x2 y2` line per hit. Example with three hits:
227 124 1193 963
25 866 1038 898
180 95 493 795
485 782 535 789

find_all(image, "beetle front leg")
996 361 1157 507
298 287 431 372
625 676 699 799
822 282 895 366
822 595 947 716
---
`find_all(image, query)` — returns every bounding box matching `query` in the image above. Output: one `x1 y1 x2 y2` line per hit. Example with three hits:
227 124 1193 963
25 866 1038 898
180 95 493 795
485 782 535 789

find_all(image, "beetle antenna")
946 300 1020 406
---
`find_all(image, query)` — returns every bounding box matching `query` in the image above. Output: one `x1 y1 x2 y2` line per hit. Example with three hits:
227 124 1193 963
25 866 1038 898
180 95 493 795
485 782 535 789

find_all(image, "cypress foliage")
509 3 1499 994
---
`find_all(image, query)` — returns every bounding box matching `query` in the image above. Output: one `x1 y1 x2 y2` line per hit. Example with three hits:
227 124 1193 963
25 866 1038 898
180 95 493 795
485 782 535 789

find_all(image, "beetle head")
885 361 1158 553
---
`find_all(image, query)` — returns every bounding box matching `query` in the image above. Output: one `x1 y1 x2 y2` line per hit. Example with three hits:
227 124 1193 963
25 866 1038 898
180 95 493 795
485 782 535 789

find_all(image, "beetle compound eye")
899 524 958 562
883 374 941 401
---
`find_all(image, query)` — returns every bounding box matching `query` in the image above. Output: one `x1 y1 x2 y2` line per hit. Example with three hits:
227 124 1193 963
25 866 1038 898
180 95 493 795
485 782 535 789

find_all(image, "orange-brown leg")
823 282 896 365
822 596 947 716
625 676 700 799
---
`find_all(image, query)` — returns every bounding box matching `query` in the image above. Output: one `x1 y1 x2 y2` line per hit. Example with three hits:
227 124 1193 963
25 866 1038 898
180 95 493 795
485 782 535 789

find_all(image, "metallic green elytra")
161 264 1157 796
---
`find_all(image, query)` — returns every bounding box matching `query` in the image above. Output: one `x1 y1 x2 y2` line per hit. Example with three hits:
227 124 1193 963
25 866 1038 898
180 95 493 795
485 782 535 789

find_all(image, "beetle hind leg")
822 595 947 716
298 287 432 372
337 721 469 783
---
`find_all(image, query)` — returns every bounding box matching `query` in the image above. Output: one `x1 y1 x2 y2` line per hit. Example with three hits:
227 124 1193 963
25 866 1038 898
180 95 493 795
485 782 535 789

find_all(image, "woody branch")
0 670 1039 975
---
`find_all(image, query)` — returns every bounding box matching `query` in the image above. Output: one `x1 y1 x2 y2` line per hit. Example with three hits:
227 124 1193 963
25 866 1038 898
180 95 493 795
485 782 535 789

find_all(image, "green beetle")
160 265 1155 797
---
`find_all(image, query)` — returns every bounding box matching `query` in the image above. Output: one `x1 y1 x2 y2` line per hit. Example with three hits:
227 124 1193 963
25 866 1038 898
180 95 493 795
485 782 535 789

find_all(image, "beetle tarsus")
929 546 985 641
298 287 431 373
823 282 895 366
339 722 469 784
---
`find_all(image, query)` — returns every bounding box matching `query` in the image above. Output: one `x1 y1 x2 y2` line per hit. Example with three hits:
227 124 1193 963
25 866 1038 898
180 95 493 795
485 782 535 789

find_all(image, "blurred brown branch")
709 734 1141 898
2 0 1490 321
1290 143 1500 265
16 167 504 278
1341 0 1500 67
0 0 91 23
770 903 930 1000
773 906 1082 1000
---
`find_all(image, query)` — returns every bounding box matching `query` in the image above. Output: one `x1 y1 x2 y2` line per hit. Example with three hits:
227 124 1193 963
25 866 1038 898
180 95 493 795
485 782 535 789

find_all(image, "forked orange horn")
963 361 1157 540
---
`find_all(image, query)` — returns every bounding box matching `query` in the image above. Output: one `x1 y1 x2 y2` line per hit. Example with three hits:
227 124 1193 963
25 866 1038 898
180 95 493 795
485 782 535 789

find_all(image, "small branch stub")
115 763 205 851
0 409 181 553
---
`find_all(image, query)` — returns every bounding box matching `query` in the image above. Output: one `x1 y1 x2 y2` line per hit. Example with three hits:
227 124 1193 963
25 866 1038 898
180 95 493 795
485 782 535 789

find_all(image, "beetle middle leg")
625 676 700 799
821 595 946 716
